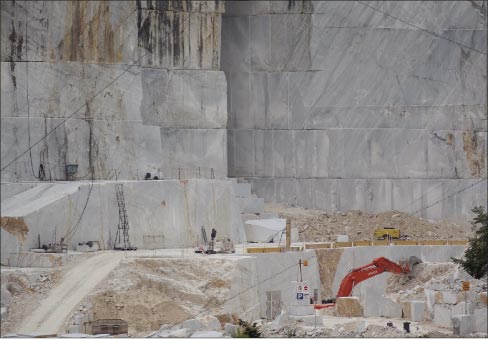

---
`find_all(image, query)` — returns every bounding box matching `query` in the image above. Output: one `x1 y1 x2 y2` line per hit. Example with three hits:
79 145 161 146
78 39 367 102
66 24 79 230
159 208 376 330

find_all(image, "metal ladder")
114 184 136 250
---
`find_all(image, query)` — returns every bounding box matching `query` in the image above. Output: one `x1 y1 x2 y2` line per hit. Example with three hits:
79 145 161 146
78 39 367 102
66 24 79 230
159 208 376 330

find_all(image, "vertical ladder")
114 184 136 250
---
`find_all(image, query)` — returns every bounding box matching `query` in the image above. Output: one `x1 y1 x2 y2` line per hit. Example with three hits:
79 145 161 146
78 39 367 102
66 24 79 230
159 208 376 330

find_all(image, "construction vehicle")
320 256 422 306
374 226 401 240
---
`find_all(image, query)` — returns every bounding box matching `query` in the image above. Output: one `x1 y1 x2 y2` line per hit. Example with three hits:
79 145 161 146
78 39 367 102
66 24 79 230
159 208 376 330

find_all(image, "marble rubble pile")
147 315 229 338
387 263 487 334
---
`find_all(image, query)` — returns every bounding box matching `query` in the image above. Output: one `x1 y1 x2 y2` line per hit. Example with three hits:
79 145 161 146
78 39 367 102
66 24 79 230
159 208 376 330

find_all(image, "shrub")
235 319 262 338
452 206 488 279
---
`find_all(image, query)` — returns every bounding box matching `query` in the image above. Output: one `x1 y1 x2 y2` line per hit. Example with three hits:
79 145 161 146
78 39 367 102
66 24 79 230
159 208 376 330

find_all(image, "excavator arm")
335 256 420 298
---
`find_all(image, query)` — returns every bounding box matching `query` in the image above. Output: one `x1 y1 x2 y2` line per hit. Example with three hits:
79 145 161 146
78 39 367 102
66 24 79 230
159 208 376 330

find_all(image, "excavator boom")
336 256 421 298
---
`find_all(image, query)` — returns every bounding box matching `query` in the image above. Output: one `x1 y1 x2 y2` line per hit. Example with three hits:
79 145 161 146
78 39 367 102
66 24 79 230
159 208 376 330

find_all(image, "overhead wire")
17 3 144 242
182 179 487 323
24 0 39 180
63 180 94 242
357 1 487 56
1 4 146 173
169 7 487 320
6 2 486 318
167 252 318 327
409 178 487 216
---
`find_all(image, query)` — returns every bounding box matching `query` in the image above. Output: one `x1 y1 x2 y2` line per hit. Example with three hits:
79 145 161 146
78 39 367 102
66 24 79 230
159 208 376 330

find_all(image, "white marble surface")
1 1 227 182
1 61 227 181
222 1 487 220
0 179 246 264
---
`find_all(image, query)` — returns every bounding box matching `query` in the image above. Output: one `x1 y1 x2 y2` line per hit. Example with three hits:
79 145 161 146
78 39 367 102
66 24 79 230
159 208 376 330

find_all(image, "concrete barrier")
371 240 389 246
353 241 371 247
393 240 418 246
334 242 352 248
448 240 469 246
246 246 300 253
419 240 447 246
304 243 332 249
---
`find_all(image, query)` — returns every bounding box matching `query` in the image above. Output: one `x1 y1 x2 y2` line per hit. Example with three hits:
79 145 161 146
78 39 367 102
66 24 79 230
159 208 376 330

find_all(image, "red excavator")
318 256 422 308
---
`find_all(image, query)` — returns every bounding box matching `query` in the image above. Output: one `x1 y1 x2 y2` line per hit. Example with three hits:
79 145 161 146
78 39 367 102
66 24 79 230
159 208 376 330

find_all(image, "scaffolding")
114 184 136 250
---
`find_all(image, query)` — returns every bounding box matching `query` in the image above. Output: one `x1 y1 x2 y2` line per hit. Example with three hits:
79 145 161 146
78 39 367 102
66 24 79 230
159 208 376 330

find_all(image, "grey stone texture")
2 0 487 222
238 197 264 214
1 0 227 181
1 1 224 68
0 180 246 264
223 0 487 220
452 314 475 336
410 301 426 322
474 308 488 333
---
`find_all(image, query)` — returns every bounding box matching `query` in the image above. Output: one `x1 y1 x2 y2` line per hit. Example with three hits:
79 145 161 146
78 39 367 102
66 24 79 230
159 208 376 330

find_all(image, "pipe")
286 219 291 250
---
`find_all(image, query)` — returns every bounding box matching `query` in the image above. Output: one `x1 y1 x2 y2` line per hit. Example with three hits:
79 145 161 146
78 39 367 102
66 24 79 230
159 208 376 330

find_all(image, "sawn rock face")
222 0 487 220
1 0 227 181
1 0 486 220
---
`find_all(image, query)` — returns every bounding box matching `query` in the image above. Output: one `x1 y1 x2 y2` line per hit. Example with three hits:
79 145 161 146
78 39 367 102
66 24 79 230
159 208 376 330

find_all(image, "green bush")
452 206 488 279
234 319 262 338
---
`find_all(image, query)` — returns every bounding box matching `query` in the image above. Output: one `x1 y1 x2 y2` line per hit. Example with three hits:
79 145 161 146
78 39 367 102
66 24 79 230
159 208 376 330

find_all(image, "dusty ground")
1 268 62 335
260 316 468 338
84 257 239 337
265 203 472 242
17 252 125 335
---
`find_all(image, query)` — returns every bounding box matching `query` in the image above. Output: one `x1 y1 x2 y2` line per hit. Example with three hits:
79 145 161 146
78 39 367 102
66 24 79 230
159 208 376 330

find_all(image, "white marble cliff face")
1 0 227 181
1 0 487 221
223 0 487 220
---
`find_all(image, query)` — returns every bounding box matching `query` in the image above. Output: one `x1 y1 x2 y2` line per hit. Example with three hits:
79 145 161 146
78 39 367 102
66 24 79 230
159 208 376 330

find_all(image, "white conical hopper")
243 218 286 243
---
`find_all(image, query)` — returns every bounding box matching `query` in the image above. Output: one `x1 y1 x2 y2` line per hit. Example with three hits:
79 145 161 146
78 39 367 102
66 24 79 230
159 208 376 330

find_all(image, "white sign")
296 282 310 301
296 281 309 293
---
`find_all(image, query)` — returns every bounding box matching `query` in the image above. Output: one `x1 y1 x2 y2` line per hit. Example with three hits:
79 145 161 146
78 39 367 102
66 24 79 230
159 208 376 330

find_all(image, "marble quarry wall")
1 0 227 181
0 179 246 264
222 1 487 220
1 1 487 221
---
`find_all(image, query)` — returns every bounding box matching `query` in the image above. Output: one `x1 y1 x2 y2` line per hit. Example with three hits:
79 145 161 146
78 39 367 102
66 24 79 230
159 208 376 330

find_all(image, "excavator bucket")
408 256 422 272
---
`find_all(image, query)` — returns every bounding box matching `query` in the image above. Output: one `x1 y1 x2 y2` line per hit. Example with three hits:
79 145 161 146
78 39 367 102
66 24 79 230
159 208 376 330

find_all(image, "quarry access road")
18 251 125 335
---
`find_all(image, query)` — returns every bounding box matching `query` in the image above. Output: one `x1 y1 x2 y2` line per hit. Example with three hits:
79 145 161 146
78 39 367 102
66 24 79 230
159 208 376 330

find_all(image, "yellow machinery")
374 227 401 240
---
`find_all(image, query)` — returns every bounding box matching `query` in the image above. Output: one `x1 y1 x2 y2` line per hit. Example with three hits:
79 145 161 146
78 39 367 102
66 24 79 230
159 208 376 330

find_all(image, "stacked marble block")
428 290 487 334
235 182 264 214
1 0 228 181
401 301 426 322
336 297 363 317
222 1 487 220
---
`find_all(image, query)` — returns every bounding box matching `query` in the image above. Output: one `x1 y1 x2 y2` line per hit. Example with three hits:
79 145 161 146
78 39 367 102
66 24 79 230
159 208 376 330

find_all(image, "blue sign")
297 293 304 300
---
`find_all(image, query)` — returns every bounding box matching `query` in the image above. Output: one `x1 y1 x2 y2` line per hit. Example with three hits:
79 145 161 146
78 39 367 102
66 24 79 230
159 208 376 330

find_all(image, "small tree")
452 206 488 279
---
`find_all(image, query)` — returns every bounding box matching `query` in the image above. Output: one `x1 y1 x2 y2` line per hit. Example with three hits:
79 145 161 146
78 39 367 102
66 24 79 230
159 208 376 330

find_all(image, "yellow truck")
374 227 401 240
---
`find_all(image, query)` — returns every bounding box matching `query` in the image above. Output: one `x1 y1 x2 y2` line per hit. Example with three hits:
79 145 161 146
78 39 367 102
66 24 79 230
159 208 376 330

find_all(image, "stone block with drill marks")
335 297 363 317
479 292 487 306
474 308 488 333
453 302 475 316
402 301 425 322
452 314 475 336
434 305 453 328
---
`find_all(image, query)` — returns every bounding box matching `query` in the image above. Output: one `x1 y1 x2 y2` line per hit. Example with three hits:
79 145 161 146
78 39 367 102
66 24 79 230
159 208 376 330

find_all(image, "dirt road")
18 252 125 335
